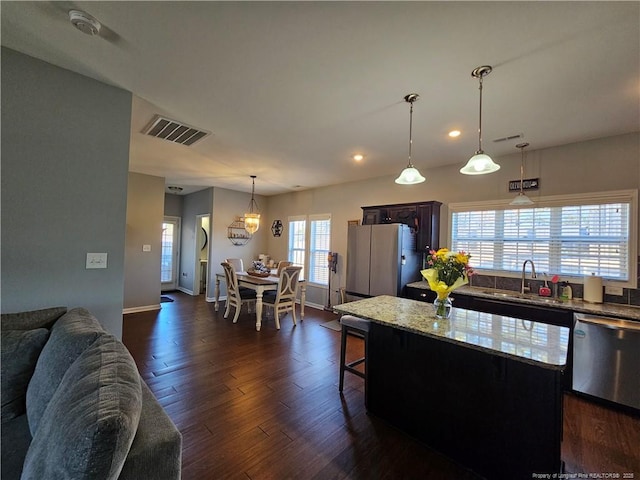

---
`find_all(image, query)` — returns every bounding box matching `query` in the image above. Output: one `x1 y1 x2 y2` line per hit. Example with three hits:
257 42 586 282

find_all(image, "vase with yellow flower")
421 248 473 319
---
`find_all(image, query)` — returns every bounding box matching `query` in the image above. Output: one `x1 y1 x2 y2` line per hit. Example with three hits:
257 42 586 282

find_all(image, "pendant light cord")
408 101 414 167
248 175 258 213
517 142 530 193
477 75 484 153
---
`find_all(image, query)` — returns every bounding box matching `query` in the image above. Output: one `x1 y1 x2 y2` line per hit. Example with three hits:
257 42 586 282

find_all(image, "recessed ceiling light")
448 130 461 138
353 154 364 161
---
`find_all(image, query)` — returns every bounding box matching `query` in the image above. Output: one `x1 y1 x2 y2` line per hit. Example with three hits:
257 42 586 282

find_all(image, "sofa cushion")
21 334 143 480
1 306 67 331
1 329 49 423
118 382 183 480
26 307 104 435
0 414 33 480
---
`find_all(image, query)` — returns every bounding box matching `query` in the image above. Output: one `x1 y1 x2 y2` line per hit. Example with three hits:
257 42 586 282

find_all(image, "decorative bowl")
247 269 270 278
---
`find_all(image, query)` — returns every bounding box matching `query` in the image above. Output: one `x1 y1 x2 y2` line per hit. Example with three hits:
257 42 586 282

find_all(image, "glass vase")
433 295 453 319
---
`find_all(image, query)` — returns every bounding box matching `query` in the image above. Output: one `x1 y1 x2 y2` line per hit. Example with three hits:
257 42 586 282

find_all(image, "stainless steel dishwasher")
573 313 640 410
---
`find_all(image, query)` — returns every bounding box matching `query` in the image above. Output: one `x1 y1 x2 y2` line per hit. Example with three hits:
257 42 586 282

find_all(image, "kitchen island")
334 295 569 480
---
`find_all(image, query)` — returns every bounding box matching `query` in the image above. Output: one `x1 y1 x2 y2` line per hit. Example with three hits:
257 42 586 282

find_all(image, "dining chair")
221 262 256 323
225 258 254 294
225 258 244 273
263 266 302 329
276 261 293 276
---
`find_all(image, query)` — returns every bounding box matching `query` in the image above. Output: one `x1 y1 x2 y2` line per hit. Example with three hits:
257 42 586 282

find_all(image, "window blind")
451 191 635 283
309 216 331 285
287 214 331 286
288 218 306 279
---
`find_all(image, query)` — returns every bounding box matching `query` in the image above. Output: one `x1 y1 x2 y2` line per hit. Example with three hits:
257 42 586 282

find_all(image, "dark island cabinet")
368 322 564 480
361 201 441 252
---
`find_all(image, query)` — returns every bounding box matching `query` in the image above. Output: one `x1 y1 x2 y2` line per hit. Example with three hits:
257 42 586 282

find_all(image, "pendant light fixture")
244 175 260 234
460 66 501 175
510 142 535 206
395 93 426 185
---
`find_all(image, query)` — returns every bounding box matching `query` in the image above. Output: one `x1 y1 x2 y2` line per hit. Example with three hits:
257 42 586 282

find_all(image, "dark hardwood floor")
123 292 640 480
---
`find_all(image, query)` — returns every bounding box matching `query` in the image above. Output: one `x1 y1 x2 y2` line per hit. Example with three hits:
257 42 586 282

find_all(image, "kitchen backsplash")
469 256 640 307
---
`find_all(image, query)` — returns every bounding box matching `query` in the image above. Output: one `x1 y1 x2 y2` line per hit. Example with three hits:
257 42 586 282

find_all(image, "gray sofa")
1 307 182 480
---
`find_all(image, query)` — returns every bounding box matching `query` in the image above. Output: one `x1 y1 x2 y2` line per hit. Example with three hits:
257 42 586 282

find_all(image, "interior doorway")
193 214 210 295
161 216 181 291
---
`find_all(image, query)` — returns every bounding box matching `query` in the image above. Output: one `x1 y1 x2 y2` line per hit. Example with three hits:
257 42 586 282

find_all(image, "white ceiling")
2 1 639 196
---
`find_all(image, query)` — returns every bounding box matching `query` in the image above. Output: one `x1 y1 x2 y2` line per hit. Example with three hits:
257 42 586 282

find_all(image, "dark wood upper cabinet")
361 201 441 252
416 202 441 252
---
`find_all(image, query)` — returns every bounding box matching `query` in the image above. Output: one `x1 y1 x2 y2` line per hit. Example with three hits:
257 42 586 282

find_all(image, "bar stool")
339 315 370 392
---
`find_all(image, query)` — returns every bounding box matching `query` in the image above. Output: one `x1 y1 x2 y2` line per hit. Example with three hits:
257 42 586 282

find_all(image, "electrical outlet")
605 285 624 296
143 244 151 252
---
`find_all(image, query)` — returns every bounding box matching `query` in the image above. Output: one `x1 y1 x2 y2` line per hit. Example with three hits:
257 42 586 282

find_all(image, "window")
450 190 637 287
288 214 331 285
288 216 306 275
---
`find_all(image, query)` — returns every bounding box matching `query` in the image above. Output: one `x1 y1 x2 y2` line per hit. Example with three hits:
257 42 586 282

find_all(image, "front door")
161 216 180 291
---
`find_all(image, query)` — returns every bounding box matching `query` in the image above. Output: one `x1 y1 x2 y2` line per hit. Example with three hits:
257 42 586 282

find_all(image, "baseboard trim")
177 286 194 296
123 304 161 315
206 295 226 303
302 301 324 310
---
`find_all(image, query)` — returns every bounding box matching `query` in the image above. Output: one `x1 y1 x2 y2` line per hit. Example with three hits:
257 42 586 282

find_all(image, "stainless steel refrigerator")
346 223 421 298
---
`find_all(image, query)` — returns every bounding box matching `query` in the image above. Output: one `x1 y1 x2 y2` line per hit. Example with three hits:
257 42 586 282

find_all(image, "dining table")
214 271 306 331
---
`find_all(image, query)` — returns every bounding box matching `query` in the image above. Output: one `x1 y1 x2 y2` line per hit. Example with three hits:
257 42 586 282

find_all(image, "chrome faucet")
521 260 537 294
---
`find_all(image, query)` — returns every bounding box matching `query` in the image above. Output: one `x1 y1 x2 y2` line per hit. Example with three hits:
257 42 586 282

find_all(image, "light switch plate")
86 252 108 269
143 244 151 252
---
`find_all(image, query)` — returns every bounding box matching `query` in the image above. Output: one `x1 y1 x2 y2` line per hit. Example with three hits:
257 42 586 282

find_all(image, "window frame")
448 190 638 289
287 213 331 287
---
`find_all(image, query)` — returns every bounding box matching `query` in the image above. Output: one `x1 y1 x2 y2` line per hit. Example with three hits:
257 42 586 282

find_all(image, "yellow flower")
455 252 469 265
435 248 449 259
421 268 469 300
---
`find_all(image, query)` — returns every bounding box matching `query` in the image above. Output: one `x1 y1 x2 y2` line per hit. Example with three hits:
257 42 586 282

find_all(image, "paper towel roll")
584 274 603 303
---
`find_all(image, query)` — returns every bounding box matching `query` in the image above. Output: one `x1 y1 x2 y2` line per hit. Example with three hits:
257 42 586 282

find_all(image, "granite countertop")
334 295 569 370
407 281 640 321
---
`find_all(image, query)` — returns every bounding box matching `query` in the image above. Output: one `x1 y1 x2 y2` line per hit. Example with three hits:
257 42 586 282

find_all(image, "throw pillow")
1 306 67 331
26 307 104 435
0 329 49 423
21 334 142 480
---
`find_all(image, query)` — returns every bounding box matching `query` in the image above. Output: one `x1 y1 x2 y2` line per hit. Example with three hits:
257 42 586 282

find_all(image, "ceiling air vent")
492 133 523 143
142 115 211 146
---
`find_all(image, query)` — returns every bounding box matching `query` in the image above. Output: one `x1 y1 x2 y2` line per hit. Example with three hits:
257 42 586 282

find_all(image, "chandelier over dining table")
244 175 260 234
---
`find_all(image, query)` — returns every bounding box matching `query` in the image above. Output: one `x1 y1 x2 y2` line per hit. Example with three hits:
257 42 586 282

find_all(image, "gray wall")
164 193 183 217
124 173 165 311
179 188 213 294
1 48 132 338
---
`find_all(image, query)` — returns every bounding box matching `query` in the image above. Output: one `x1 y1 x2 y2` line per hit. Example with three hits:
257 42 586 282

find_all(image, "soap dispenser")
560 282 573 300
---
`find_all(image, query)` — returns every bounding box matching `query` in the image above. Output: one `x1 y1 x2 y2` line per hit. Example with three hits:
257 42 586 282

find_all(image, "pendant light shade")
460 66 500 175
510 143 534 206
395 166 425 184
244 175 260 234
395 94 426 185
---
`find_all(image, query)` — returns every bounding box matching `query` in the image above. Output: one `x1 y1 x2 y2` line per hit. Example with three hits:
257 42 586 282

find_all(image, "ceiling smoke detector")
69 10 101 36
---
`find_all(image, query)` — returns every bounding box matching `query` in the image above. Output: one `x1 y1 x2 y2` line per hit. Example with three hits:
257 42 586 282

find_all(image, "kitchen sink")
480 290 562 304
482 290 524 298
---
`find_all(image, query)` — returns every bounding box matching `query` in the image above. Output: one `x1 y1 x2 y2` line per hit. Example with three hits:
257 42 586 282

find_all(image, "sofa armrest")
119 381 182 480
